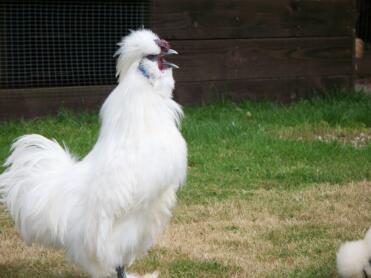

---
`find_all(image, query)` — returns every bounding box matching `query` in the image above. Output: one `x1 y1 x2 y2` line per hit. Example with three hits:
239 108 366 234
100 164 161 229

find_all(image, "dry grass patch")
270 123 371 147
157 182 371 277
0 182 370 277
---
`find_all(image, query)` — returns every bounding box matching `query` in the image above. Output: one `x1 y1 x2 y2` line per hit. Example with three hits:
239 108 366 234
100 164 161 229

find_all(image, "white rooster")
0 29 187 278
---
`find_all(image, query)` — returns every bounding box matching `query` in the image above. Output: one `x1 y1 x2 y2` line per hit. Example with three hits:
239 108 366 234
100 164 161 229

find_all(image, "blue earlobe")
138 63 150 79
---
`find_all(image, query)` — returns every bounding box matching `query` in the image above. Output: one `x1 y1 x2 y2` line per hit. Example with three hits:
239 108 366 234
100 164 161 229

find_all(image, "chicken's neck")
90 68 182 155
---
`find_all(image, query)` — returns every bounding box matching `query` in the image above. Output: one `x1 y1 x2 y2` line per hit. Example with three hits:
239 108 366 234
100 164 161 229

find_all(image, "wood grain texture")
174 76 353 105
0 76 352 119
152 0 354 39
170 37 353 82
0 86 112 119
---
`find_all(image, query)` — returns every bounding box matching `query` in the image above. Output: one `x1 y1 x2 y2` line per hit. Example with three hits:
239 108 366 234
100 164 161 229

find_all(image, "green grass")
0 89 371 277
181 90 371 203
1 90 370 204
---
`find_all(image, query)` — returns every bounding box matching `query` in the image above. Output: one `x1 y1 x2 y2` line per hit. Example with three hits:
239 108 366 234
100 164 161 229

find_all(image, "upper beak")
164 49 178 55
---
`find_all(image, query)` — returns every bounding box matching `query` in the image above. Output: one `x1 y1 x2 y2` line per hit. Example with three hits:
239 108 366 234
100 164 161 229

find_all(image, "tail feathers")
0 134 76 245
4 134 75 169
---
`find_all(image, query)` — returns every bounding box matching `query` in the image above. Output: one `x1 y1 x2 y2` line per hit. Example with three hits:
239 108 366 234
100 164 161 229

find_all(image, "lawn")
0 90 370 277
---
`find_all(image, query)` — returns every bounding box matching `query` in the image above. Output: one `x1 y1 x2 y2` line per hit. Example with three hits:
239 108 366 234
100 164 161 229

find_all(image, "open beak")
163 49 179 69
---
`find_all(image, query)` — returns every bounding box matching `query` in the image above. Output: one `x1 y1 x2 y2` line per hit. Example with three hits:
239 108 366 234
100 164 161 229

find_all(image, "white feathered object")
0 29 187 278
337 228 371 278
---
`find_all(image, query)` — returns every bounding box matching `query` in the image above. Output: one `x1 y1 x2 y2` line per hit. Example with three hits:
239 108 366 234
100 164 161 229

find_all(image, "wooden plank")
0 76 352 119
170 37 353 82
152 0 354 39
174 76 353 105
0 85 112 119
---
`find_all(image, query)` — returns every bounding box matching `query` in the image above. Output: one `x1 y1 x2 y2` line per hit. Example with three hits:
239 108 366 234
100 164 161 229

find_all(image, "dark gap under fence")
356 0 371 79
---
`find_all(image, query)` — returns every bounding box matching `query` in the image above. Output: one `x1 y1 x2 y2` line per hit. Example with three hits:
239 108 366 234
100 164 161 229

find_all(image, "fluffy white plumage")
337 228 371 278
0 29 187 278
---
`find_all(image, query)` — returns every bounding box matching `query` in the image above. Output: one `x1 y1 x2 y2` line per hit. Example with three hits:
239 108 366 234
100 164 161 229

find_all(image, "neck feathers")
97 80 183 148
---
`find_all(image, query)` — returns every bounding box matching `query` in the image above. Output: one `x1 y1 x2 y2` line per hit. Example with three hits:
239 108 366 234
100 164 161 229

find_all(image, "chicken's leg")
116 266 127 278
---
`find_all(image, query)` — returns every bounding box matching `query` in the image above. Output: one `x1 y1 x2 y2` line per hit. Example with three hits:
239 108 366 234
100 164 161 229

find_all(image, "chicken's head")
115 29 178 82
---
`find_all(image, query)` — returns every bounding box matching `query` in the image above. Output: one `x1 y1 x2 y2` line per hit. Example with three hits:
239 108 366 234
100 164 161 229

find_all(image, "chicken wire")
0 0 150 89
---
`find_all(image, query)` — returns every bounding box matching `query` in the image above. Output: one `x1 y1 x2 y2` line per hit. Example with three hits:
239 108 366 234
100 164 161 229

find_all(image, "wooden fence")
152 0 355 104
0 0 356 119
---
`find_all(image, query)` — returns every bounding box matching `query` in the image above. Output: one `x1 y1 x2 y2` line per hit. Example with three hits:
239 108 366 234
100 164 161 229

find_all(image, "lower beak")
163 60 179 69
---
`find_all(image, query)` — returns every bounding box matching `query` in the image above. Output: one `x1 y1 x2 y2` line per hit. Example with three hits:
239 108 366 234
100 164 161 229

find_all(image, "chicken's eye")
146 55 157 61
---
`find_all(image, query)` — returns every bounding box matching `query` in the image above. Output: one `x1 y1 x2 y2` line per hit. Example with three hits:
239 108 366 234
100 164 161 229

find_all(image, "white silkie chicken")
337 228 371 278
0 29 187 278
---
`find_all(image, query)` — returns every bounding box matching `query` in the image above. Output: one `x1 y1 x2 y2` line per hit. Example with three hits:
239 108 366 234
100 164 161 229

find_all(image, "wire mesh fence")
0 0 150 89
